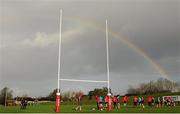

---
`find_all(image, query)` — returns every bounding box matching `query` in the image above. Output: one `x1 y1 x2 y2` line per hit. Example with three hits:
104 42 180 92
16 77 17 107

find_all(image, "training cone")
56 92 60 113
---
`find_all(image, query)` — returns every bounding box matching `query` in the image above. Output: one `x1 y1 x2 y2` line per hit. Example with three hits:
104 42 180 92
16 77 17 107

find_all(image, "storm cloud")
0 0 179 97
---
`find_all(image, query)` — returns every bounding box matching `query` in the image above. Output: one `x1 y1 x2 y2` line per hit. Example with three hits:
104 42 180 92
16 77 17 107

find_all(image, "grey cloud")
0 0 179 97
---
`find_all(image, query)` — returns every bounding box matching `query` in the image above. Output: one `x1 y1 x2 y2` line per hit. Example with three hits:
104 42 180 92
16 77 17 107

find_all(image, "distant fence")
162 96 180 102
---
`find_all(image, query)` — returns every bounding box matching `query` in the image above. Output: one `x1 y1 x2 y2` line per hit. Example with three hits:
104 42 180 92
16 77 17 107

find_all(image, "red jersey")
147 97 152 102
167 97 172 102
96 96 100 103
105 96 108 102
113 96 118 102
133 97 138 102
151 97 155 102
123 96 128 102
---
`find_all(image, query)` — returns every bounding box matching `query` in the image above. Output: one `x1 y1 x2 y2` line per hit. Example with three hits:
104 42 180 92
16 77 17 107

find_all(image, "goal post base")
56 92 60 113
107 93 112 111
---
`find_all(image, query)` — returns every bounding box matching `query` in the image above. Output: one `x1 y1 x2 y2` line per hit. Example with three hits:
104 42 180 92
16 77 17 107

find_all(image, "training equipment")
56 9 112 112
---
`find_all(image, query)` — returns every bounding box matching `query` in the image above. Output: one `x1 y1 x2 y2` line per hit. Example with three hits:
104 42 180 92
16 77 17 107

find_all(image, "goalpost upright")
106 19 112 111
56 9 112 112
106 19 110 94
56 9 62 113
57 9 62 94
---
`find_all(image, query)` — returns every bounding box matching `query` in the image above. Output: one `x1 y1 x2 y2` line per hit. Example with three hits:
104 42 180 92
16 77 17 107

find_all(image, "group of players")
136 96 177 108
95 95 177 110
95 95 121 110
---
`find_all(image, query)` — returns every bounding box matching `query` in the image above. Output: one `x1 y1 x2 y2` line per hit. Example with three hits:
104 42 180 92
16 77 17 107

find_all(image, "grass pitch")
0 103 180 113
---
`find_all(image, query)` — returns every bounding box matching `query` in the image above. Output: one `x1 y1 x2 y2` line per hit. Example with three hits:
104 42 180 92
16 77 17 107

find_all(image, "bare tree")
126 78 180 95
0 87 13 106
61 91 76 101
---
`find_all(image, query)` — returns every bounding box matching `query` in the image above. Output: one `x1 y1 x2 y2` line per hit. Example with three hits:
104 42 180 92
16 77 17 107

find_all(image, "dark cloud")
0 0 179 97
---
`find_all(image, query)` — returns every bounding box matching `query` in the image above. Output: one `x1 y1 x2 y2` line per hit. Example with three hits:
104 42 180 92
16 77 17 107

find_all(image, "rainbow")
65 17 170 79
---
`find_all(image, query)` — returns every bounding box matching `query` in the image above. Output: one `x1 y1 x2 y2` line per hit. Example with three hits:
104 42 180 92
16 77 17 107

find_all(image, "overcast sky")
0 0 179 97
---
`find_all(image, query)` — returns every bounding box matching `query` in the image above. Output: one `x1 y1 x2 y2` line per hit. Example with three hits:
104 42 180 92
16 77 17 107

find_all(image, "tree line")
126 78 180 95
0 78 179 105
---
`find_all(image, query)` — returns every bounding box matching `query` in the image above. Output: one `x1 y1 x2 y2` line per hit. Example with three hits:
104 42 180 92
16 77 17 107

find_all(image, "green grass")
0 103 180 113
1 92 180 113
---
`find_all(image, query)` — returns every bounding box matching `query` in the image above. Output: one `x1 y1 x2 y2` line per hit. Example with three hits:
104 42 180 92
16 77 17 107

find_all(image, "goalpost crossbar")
59 78 108 83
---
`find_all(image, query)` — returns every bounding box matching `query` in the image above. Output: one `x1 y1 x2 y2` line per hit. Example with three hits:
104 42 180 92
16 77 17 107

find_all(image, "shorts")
148 102 151 106
156 102 160 105
134 102 137 106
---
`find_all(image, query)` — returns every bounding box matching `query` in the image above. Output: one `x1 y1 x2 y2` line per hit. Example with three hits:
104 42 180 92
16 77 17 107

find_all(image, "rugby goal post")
56 9 111 112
